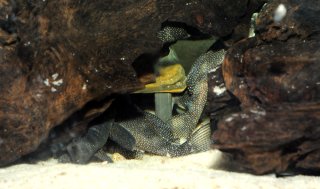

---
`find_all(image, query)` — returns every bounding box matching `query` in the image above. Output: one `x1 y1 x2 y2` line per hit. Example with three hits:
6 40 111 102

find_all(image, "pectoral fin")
109 122 137 151
187 120 212 153
66 121 112 164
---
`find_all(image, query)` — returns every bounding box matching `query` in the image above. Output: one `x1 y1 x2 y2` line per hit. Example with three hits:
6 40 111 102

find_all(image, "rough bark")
213 0 320 174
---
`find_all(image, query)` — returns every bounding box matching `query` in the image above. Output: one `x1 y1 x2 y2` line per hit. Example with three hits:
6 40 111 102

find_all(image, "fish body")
110 109 210 157
170 50 226 138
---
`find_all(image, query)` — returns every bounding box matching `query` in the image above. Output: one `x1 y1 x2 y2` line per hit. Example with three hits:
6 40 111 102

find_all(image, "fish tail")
170 121 211 157
187 120 212 152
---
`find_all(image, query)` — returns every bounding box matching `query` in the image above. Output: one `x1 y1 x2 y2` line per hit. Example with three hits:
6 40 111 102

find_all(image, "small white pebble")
241 126 247 131
250 109 266 116
82 84 87 90
51 87 57 92
225 117 234 122
52 73 59 80
274 4 287 23
213 86 226 96
240 114 249 119
52 79 63 86
24 41 31 46
44 78 50 86
101 161 109 165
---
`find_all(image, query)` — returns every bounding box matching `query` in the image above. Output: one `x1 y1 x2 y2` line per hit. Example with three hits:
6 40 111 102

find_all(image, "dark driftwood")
223 38 320 108
213 0 320 174
213 103 320 174
223 0 320 107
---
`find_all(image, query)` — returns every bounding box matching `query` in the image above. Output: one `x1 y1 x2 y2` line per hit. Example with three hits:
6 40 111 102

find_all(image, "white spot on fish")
209 66 219 73
179 138 187 144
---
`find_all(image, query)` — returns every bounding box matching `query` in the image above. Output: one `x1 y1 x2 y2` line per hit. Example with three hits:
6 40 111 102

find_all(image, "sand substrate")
0 150 319 189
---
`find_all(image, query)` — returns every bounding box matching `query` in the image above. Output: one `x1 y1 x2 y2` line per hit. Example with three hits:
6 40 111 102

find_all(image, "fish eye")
187 86 193 96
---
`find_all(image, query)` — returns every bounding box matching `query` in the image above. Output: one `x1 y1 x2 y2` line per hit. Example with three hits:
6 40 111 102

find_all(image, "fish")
170 50 226 139
109 109 211 157
63 50 225 163
157 26 190 43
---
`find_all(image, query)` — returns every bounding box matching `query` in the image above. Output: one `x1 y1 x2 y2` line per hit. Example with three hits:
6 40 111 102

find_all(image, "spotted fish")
157 26 190 43
170 50 226 139
63 50 225 163
110 109 211 157
65 112 211 163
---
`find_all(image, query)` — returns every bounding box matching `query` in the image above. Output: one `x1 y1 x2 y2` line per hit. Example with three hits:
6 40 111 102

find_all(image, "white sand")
0 150 319 189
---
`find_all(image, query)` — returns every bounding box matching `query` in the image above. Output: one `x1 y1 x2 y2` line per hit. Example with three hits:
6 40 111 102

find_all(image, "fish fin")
66 121 111 164
93 149 113 163
187 121 212 152
109 122 137 151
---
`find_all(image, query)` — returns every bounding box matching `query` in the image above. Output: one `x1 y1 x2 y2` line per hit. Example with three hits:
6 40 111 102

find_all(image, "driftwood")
213 103 320 174
212 0 320 174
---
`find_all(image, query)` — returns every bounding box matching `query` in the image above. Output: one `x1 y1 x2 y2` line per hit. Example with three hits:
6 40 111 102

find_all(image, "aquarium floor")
0 150 318 189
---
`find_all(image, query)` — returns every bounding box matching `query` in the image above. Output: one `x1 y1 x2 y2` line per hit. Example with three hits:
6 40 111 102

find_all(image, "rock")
212 0 320 174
